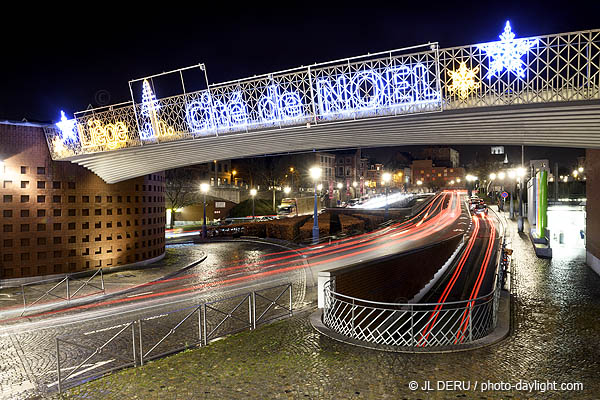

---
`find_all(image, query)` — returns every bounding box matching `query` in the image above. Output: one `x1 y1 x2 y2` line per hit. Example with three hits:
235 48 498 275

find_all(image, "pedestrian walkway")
0 243 206 319
52 213 600 399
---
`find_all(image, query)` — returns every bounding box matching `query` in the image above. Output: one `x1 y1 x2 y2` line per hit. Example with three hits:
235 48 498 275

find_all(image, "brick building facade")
0 122 166 281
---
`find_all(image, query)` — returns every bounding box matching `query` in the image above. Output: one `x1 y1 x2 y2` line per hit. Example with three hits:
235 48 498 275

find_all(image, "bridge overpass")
43 23 599 184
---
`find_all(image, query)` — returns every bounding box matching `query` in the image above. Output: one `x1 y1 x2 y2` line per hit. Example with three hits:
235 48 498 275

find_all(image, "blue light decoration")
55 110 78 142
185 86 303 136
477 21 538 79
184 62 439 135
258 85 304 122
315 63 439 117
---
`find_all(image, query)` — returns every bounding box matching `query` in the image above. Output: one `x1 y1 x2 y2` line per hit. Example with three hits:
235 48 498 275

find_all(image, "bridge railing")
44 28 599 161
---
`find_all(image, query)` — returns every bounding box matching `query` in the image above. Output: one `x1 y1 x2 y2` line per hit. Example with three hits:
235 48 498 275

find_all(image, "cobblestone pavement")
1 241 305 400
47 212 600 399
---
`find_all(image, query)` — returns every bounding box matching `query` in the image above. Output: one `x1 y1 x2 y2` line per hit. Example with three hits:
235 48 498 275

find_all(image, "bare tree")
258 156 289 212
165 168 201 228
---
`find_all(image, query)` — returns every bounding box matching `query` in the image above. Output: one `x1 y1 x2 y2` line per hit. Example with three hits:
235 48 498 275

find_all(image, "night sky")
0 2 596 165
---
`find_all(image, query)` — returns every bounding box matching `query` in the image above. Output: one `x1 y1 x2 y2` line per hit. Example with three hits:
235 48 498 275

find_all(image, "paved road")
0 191 469 399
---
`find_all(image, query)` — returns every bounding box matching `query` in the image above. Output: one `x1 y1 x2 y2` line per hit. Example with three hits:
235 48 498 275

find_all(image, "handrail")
324 278 497 309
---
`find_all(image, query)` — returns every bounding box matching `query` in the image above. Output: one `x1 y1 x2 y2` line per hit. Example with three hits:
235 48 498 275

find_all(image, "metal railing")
323 209 508 348
323 273 502 348
44 28 599 160
21 268 105 316
54 283 292 394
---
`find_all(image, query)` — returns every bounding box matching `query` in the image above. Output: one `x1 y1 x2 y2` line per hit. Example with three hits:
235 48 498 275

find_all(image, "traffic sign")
501 191 509 199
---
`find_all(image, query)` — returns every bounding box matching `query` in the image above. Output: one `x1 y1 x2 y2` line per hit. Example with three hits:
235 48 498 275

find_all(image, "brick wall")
586 149 600 261
0 123 166 280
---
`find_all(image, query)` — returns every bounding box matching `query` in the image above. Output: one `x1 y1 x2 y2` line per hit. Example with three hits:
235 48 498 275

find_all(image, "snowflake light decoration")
477 21 538 79
448 62 480 99
55 110 78 142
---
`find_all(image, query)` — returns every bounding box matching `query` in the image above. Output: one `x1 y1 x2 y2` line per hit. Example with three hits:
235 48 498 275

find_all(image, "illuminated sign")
447 62 480 100
316 63 439 117
79 120 129 150
477 21 538 79
185 85 305 136
184 62 439 136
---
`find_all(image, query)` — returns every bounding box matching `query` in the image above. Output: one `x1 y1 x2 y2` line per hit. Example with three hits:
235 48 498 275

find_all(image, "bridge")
44 22 600 184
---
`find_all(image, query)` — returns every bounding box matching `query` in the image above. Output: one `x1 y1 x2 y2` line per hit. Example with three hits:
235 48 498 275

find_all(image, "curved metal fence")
322 274 502 347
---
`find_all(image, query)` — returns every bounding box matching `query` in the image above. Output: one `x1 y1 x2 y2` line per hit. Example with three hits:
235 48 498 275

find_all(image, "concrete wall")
586 149 600 275
318 235 463 306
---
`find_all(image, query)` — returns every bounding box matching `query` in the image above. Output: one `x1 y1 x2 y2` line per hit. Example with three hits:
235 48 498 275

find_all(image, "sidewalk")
0 244 207 319
53 214 600 399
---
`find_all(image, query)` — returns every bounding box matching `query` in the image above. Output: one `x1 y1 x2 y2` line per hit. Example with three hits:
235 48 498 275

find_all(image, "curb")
310 290 511 353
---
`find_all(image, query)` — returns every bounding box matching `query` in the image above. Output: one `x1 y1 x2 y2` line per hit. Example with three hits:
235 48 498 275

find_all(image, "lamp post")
289 167 295 191
310 167 322 244
250 188 257 220
516 167 525 232
382 172 391 220
200 183 210 239
336 182 343 206
231 170 237 186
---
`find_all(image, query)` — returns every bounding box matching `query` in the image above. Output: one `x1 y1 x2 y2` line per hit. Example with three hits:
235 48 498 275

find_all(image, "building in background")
411 159 465 188
0 122 166 281
419 147 460 168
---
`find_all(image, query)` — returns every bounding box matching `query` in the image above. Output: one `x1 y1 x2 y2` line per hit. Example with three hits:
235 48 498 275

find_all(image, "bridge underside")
68 100 600 183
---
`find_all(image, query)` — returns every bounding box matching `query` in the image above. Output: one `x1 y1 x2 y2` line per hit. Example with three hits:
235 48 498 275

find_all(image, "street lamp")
382 172 391 219
578 166 584 173
250 188 257 220
231 170 237 186
289 167 295 190
516 167 526 232
284 186 291 195
200 183 210 239
310 167 322 244
498 171 506 180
